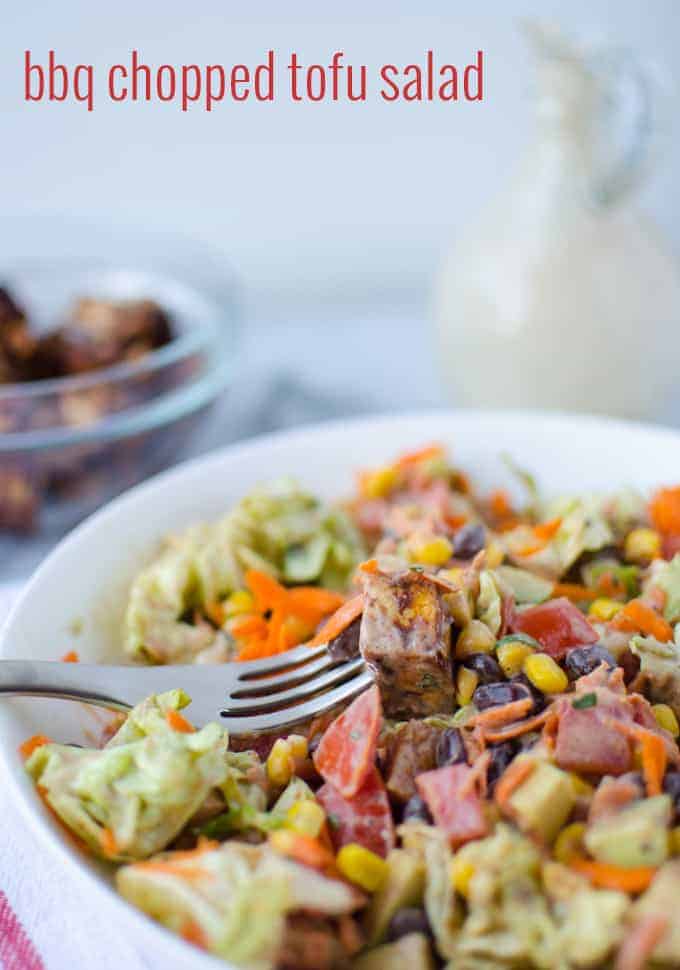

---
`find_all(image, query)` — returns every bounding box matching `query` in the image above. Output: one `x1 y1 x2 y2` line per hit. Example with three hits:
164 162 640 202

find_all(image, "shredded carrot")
182 920 209 949
231 570 348 660
516 517 562 556
489 489 513 519
615 914 668 970
272 832 336 872
613 599 673 643
552 583 599 603
358 558 379 574
606 720 667 796
286 586 345 621
19 734 52 759
166 710 195 734
650 486 680 536
397 443 444 467
470 697 534 730
640 730 667 796
483 708 553 744
61 650 79 662
306 594 365 648
494 758 535 809
231 615 269 639
444 514 468 531
596 571 626 598
570 857 657 893
459 750 492 798
100 827 118 858
244 568 288 612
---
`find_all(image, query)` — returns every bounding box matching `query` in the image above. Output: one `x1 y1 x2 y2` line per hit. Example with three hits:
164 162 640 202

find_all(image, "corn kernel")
669 827 680 856
523 653 568 694
266 738 295 787
652 704 680 737
224 590 255 618
455 620 496 658
624 527 662 564
456 666 479 706
485 540 505 568
450 856 475 897
286 734 309 761
569 774 595 798
497 639 535 678
411 536 453 566
336 844 388 892
439 567 465 586
588 598 623 622
360 466 399 500
554 822 586 864
286 800 326 838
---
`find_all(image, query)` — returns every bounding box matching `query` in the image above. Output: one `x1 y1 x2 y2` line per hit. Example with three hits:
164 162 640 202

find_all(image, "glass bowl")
0 219 240 536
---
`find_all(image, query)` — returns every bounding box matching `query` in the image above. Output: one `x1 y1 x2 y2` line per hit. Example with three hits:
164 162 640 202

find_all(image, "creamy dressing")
435 24 680 419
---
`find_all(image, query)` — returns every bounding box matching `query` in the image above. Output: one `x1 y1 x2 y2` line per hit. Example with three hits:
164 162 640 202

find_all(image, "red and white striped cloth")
0 584 154 970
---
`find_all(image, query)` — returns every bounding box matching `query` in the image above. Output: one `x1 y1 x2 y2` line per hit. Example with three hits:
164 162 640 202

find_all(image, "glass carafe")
435 23 680 419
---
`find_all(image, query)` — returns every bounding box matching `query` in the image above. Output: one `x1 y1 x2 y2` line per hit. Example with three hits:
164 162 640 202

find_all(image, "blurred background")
0 0 679 577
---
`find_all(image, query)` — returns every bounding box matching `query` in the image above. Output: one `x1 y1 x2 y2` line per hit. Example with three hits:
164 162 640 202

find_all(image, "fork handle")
0 660 198 712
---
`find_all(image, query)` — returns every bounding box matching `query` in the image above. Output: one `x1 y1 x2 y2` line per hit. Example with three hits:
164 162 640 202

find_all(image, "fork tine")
231 652 339 696
223 658 366 712
235 643 328 680
220 669 374 734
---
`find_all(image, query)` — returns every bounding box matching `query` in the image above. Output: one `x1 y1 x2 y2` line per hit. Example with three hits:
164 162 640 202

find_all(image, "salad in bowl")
15 434 680 970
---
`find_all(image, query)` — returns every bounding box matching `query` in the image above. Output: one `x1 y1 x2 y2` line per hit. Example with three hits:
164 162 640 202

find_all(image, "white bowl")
2 409 680 968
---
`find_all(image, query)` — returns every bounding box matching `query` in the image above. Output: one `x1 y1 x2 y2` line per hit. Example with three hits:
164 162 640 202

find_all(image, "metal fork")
0 646 373 734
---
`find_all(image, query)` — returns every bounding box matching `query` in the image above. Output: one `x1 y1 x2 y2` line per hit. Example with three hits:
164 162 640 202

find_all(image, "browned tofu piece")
359 570 454 718
383 720 440 803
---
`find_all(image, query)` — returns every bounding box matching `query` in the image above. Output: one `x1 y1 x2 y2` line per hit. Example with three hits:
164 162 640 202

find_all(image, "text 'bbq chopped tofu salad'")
22 445 680 969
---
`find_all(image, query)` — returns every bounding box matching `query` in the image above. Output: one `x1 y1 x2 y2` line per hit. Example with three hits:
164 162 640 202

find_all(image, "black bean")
327 616 361 662
618 648 641 686
510 673 546 714
452 523 486 560
664 771 680 821
473 680 530 711
487 741 518 794
461 653 503 685
435 727 467 767
564 645 616 681
403 794 433 824
387 908 432 942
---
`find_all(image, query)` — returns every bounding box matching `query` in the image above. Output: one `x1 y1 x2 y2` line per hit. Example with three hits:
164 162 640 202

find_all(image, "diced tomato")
317 768 395 858
416 764 488 848
313 685 382 798
511 597 598 659
554 704 632 776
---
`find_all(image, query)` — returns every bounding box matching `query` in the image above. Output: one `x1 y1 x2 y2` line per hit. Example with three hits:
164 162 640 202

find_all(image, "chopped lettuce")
440 825 567 969
26 691 233 862
200 774 310 839
648 554 680 624
399 823 460 960
503 496 613 580
475 571 503 637
117 841 363 967
495 566 553 605
124 479 364 663
629 632 680 716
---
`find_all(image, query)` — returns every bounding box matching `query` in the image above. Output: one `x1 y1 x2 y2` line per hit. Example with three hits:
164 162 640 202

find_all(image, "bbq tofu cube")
359 570 454 717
